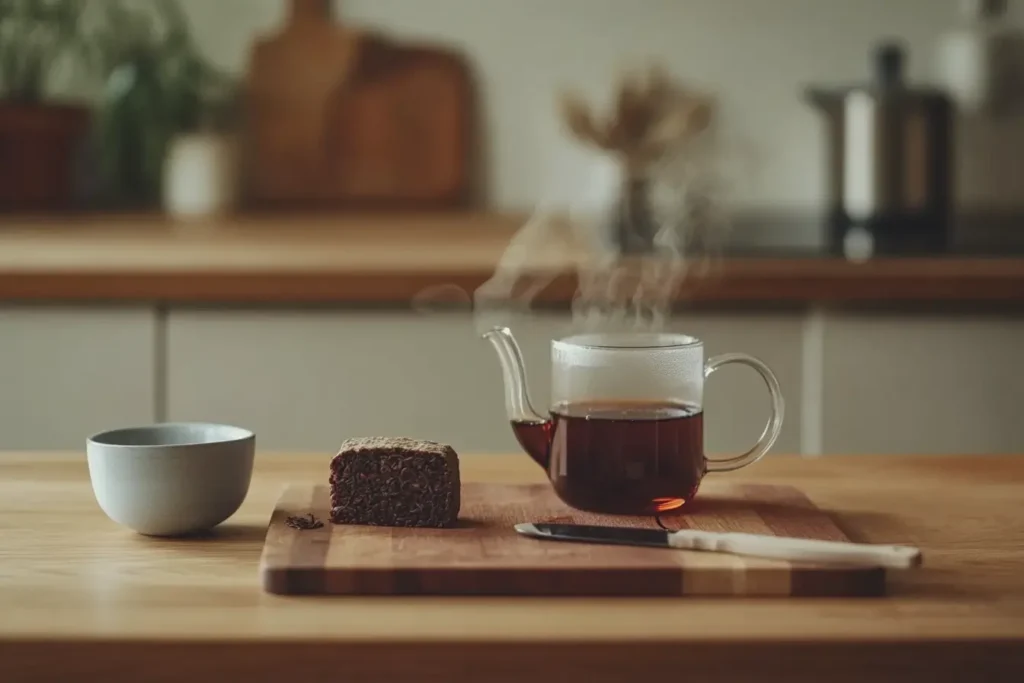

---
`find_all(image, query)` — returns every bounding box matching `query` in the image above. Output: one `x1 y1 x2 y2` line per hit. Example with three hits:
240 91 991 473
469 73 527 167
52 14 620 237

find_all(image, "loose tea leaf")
285 513 323 530
329 437 461 528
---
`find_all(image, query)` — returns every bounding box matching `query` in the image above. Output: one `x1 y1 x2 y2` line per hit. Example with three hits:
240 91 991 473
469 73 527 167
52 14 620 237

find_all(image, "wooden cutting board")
244 0 473 209
260 481 888 597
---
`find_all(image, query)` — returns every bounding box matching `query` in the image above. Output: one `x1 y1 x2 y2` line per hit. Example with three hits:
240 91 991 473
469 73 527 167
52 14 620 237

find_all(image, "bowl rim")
87 422 254 449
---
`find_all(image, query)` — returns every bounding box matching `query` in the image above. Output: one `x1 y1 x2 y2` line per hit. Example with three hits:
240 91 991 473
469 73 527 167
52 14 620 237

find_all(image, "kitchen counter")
1 213 1023 305
1 452 1022 682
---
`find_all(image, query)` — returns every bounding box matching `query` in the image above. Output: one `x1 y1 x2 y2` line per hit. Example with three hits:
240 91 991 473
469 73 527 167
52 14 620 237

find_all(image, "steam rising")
414 65 733 335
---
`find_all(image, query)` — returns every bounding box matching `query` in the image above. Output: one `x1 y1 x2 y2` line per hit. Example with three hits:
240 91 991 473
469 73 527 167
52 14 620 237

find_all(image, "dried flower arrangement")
559 64 716 255
416 64 730 335
557 66 729 330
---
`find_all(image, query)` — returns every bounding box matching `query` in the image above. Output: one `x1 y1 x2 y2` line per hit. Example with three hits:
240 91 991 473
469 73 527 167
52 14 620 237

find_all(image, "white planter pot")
163 134 239 218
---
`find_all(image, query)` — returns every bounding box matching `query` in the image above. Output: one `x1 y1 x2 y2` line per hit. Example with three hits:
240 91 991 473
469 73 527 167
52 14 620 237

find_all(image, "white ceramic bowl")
86 423 255 536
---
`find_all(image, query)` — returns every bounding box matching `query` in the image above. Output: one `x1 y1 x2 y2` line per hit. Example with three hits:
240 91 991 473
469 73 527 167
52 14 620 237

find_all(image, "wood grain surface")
1 453 1023 682
1 213 1023 305
261 482 885 596
245 0 473 208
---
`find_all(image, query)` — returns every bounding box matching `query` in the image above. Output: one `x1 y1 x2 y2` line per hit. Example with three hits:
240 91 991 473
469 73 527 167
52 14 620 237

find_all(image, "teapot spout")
482 325 546 426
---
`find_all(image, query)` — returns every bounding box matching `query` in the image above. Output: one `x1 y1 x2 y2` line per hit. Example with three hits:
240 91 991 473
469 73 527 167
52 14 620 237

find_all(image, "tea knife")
514 523 922 569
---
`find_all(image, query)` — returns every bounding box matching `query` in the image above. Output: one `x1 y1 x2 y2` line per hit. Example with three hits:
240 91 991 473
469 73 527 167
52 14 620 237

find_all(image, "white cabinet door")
166 309 804 457
166 309 567 455
0 307 157 450
822 313 1024 454
662 313 804 458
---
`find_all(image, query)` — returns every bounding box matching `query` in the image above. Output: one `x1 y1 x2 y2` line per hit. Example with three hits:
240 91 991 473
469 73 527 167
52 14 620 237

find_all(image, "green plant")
88 0 239 204
0 0 89 102
91 0 236 131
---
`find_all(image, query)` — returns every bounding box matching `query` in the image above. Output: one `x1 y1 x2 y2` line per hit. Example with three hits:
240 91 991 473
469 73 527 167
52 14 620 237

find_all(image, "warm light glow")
653 497 685 512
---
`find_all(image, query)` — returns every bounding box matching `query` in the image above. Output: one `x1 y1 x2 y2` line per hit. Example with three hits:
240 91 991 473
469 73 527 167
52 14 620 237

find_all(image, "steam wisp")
414 64 734 336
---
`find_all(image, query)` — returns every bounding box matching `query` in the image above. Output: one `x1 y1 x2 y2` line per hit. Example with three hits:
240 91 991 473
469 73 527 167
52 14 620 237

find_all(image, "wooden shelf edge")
2 259 1023 305
2 212 1022 304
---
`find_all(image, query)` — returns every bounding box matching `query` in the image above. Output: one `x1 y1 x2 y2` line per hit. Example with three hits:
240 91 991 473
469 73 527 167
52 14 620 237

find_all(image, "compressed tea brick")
329 437 460 528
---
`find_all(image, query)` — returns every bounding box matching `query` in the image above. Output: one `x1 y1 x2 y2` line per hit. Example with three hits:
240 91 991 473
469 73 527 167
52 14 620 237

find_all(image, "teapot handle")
703 353 785 473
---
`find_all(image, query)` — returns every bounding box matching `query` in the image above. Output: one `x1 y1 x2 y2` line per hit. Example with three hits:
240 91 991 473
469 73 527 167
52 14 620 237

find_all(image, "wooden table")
1 452 1022 682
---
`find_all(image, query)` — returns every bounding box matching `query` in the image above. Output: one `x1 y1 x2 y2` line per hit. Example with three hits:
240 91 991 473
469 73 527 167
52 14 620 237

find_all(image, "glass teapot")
484 326 784 515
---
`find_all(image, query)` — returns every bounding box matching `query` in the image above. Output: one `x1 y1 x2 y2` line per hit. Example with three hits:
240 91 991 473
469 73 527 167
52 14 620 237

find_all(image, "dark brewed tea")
511 400 705 515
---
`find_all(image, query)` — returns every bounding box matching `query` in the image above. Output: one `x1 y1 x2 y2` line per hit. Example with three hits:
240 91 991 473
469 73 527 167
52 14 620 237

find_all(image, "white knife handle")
668 531 921 569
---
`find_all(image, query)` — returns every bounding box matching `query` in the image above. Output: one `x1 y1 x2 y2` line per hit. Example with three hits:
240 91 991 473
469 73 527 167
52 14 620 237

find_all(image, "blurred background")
1 0 1022 456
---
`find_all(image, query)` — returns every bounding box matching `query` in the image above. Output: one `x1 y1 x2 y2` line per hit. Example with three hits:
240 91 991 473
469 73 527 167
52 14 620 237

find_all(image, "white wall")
180 0 1024 244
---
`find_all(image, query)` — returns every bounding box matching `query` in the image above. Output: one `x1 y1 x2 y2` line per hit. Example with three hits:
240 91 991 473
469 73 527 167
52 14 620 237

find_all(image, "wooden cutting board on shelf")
244 0 474 209
260 481 889 597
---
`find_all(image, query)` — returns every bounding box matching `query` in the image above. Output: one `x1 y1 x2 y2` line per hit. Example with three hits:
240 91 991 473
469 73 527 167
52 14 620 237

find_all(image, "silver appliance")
807 43 955 257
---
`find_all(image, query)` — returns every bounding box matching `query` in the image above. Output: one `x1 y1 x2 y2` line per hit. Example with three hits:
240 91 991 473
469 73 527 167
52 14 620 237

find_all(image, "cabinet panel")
166 309 803 457
0 307 157 450
822 313 1024 454
661 313 804 458
167 310 563 455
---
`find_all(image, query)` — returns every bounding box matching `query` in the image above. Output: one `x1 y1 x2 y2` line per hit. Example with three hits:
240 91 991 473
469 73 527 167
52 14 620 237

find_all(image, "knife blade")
514 523 922 569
